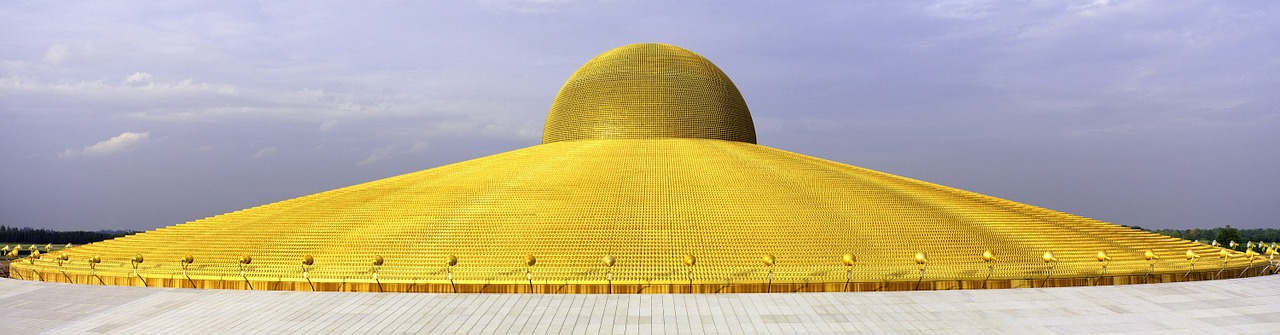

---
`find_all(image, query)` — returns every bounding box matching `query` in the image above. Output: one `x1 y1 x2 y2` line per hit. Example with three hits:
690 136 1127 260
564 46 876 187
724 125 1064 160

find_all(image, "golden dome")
543 43 756 144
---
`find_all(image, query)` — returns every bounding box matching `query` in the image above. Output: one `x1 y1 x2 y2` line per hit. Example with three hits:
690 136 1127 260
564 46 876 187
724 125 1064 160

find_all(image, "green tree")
1214 225 1243 250
1185 228 1202 241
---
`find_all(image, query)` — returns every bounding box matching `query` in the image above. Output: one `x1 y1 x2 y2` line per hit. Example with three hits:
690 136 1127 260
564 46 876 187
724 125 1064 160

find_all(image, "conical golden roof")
9 44 1255 293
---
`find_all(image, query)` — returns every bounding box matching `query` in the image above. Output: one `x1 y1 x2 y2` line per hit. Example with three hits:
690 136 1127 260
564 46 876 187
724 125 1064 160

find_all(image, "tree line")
1144 225 1279 249
0 225 133 245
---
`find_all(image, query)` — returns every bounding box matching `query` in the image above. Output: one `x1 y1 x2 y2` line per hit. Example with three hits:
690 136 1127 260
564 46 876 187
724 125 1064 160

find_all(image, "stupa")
8 44 1260 293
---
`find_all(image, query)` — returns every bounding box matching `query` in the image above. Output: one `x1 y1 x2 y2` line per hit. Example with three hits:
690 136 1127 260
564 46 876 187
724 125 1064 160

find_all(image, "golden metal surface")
544 43 756 144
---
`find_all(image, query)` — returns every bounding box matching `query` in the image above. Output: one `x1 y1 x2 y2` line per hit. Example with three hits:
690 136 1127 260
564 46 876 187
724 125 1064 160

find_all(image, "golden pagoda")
7 43 1261 293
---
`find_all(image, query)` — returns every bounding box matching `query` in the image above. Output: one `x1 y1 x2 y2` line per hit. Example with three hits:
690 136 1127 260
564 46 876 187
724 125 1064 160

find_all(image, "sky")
2 1 1277 232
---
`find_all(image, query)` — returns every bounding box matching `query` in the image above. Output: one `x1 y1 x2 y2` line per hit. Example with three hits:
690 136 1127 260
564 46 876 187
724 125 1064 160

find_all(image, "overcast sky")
2 1 1277 231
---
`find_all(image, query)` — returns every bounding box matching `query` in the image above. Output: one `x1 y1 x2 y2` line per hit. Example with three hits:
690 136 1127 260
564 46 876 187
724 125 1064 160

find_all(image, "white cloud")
515 119 542 140
43 44 69 65
473 0 581 13
252 147 278 159
59 131 150 158
0 76 240 103
1071 0 1145 18
123 72 154 85
357 145 398 166
0 75 473 127
0 59 27 73
406 141 430 153
319 120 338 132
922 0 999 19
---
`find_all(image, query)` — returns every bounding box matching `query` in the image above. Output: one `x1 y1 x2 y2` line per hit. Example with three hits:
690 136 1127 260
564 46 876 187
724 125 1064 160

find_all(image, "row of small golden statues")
5 242 1278 292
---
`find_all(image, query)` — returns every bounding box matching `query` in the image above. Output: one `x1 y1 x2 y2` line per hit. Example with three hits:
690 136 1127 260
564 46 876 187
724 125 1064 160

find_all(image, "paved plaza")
2 275 1277 334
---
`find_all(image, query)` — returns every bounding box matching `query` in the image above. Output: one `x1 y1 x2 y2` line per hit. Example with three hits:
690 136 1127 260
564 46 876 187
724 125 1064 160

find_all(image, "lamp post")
1262 247 1278 275
130 253 145 286
842 253 857 292
239 254 253 290
1184 249 1200 279
602 255 615 294
57 252 71 282
1143 250 1161 283
1216 249 1232 279
1240 248 1260 277
914 252 928 290
372 255 384 292
180 254 195 288
1094 251 1111 285
1271 243 1279 274
1042 251 1058 286
28 246 44 281
88 255 102 284
762 255 775 293
302 255 314 291
446 255 458 293
3 246 21 280
683 255 695 293
981 250 996 289
524 254 536 293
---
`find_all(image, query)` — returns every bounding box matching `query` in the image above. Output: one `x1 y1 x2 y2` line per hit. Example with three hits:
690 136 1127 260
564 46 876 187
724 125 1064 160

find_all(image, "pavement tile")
2 276 1280 333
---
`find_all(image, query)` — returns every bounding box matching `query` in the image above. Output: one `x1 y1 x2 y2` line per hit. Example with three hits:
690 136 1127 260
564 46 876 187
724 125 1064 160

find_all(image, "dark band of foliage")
1145 225 1279 250
1 225 132 245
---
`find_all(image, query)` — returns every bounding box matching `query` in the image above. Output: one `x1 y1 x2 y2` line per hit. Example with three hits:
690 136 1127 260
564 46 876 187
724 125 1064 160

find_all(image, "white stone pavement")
1 275 1277 334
